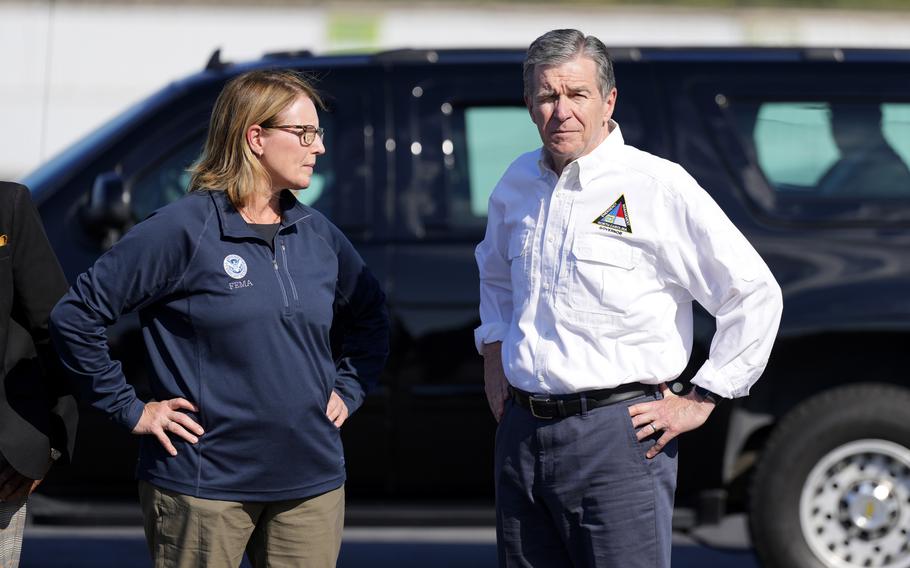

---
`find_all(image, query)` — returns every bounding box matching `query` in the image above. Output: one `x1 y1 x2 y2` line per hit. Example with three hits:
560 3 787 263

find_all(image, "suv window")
130 136 203 220
128 117 336 222
447 104 646 232
733 101 910 199
462 106 540 225
399 98 537 239
397 64 656 240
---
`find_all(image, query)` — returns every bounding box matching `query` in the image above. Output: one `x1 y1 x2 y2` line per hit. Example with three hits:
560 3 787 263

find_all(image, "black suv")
24 47 910 568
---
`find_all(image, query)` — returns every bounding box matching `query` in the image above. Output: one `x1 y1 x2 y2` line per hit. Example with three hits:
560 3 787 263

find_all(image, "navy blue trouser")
494 389 678 568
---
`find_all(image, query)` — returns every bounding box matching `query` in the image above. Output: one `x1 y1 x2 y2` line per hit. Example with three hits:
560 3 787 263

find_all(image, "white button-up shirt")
474 123 783 399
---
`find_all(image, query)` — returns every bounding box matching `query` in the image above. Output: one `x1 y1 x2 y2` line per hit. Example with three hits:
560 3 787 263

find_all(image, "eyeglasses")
263 124 325 146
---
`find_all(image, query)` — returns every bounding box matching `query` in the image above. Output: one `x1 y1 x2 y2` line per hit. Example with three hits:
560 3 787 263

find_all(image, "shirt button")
547 236 554 243
542 282 549 290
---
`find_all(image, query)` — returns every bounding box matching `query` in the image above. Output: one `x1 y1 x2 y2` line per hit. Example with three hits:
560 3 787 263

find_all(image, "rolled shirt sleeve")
660 166 783 399
474 195 514 353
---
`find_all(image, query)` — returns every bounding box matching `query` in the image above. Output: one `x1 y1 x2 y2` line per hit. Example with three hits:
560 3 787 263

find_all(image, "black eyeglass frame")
263 124 325 146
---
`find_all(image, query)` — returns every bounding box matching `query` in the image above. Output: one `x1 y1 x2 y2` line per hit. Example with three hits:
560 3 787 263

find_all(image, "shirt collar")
209 189 311 240
536 120 625 188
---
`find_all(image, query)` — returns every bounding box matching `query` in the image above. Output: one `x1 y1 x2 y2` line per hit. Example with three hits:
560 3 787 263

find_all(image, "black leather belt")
509 383 654 419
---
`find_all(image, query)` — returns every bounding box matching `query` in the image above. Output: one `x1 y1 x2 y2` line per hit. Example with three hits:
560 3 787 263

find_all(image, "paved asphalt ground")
20 515 760 567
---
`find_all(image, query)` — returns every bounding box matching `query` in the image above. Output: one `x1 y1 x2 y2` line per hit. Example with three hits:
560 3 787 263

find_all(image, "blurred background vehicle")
20 46 910 568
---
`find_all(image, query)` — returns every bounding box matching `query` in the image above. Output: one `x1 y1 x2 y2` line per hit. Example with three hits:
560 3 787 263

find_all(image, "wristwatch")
693 385 720 404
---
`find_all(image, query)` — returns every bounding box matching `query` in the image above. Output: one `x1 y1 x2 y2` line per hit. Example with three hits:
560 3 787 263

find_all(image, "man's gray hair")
523 29 615 100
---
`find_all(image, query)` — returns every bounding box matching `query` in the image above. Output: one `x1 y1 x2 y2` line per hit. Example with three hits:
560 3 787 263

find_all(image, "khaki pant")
139 481 344 568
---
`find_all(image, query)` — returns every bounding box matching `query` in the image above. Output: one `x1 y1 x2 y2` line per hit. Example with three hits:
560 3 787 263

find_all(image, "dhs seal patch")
223 254 248 279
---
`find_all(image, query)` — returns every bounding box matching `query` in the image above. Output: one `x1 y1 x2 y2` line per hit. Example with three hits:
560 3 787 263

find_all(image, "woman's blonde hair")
189 69 324 208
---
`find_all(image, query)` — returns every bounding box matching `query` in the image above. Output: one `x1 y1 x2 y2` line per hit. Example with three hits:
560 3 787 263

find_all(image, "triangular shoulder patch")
592 194 632 234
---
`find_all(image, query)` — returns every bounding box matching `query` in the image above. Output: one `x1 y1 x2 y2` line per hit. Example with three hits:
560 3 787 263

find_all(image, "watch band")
693 385 720 404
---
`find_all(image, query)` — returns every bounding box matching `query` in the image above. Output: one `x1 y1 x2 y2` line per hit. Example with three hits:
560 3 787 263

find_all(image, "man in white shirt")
475 29 783 567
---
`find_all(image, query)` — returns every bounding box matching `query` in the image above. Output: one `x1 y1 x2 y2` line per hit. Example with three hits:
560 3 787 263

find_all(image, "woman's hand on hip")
132 398 204 456
326 391 349 428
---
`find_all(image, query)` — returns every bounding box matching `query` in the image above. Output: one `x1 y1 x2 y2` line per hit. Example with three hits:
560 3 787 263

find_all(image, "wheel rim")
799 439 910 568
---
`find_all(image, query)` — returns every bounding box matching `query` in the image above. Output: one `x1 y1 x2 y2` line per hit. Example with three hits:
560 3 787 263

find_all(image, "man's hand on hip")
628 383 716 459
482 342 510 422
0 464 42 502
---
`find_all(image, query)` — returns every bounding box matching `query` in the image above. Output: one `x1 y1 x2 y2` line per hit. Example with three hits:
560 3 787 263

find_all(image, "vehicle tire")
750 383 910 568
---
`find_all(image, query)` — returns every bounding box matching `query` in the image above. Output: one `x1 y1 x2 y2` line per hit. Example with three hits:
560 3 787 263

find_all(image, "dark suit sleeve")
8 184 77 473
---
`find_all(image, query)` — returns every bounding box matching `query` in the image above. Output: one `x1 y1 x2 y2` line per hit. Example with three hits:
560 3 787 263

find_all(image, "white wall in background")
1 1 909 180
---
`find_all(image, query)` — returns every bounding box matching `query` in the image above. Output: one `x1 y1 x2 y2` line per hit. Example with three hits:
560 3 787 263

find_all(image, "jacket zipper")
272 259 290 311
280 242 299 304
270 236 290 312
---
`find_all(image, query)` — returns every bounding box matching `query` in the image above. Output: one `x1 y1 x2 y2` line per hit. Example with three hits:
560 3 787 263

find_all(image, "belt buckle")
528 394 553 419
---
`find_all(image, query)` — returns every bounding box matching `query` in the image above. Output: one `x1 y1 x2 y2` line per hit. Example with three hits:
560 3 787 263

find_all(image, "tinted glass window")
401 68 653 240
883 104 910 167
736 101 910 199
130 136 203 220
464 106 540 219
129 119 334 222
449 104 645 228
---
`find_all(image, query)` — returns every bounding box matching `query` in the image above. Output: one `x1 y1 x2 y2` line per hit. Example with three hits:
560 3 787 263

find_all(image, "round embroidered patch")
223 254 248 279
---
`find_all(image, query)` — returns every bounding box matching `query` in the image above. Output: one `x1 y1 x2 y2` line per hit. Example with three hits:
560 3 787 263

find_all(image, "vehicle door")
669 60 910 401
682 59 910 568
658 58 910 550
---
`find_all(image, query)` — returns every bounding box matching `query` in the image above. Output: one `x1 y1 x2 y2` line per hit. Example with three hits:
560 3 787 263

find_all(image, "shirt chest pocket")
508 229 532 263
507 229 534 292
567 235 641 316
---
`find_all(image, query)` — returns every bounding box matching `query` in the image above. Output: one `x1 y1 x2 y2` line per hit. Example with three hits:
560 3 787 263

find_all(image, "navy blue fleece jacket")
50 189 388 501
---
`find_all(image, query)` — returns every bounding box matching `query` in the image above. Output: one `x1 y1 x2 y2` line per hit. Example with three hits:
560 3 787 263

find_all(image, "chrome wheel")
800 439 910 568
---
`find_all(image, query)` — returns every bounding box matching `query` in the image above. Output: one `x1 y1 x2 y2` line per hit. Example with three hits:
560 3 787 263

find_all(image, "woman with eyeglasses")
50 70 389 568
